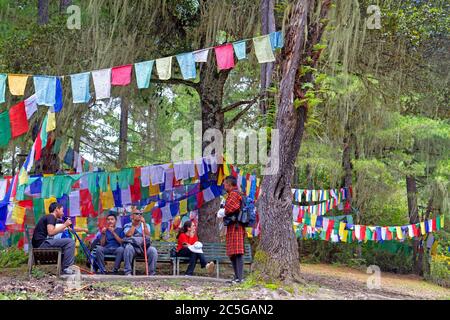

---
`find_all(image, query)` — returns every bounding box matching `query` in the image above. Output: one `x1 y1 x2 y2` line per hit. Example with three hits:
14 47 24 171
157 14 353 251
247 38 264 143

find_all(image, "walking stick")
141 222 149 276
68 227 106 274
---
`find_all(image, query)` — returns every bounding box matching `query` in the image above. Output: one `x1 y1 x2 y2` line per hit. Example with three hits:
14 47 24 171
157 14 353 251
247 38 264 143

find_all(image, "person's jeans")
177 248 207 275
39 238 75 270
95 246 124 272
123 244 158 275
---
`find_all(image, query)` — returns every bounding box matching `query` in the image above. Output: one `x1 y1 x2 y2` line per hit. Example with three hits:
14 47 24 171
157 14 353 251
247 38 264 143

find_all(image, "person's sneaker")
125 273 132 277
231 279 243 285
112 270 120 275
62 268 75 275
206 262 215 275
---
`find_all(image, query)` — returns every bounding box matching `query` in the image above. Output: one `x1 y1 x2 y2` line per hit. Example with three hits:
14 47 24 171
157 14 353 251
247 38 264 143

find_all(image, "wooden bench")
91 241 177 275
174 242 253 278
91 241 253 278
28 248 62 276
25 226 63 276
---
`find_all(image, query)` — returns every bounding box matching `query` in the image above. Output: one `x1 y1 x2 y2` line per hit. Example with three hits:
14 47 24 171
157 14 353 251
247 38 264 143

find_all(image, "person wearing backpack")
223 175 246 283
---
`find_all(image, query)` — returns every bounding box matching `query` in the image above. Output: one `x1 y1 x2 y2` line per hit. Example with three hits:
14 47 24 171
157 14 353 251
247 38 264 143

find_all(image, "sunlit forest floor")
0 263 448 300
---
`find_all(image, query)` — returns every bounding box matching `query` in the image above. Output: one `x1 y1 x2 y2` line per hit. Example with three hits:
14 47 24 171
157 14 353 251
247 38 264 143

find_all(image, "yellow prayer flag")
311 214 317 228
253 35 276 63
46 111 56 132
342 230 348 243
420 222 426 235
76 217 87 229
154 223 161 239
44 197 57 214
12 205 26 225
441 216 445 228
18 168 28 186
217 165 224 186
179 199 188 214
339 222 346 238
396 226 403 240
246 180 251 195
8 74 29 96
156 56 172 80
223 161 230 176
144 202 155 213
149 183 160 196
101 186 115 210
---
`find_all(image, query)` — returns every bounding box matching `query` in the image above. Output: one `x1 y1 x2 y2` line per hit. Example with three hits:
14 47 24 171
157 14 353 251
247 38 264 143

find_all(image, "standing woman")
223 175 246 283
176 221 215 276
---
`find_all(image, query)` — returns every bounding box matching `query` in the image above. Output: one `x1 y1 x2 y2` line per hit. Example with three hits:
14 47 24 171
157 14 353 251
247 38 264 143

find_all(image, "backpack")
237 193 256 227
223 191 256 227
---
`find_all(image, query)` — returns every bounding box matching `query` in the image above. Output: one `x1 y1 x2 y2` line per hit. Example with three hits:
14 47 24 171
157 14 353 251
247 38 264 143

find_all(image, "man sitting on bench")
31 202 76 275
123 209 158 276
94 213 125 274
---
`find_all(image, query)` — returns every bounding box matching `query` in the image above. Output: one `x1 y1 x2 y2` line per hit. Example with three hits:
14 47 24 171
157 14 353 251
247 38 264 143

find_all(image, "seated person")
123 209 158 276
94 213 125 274
31 202 76 275
176 221 215 276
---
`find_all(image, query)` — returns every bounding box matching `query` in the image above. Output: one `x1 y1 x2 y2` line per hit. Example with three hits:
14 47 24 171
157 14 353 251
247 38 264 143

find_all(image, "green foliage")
0 248 28 268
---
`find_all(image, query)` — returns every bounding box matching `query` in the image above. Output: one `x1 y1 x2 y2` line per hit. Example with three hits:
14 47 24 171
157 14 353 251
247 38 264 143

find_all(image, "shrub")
0 248 28 268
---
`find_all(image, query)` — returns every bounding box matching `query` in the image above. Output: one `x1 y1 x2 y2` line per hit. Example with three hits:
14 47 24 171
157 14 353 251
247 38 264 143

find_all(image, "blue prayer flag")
232 40 247 60
134 60 154 89
176 53 196 80
0 74 6 103
70 72 91 103
33 76 57 106
54 77 63 112
269 31 284 50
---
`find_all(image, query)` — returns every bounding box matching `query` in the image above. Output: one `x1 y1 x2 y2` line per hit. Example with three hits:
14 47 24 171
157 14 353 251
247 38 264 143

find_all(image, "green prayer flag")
109 172 119 191
52 138 62 154
40 114 49 148
0 111 11 147
33 198 45 224
98 172 108 192
88 173 98 195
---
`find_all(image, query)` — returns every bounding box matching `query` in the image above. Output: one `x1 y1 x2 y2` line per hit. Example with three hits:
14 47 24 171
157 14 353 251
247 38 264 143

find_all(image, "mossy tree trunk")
256 0 331 283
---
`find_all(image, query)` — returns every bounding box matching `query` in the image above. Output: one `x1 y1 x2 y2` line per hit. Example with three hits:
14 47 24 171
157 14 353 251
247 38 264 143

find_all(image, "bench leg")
176 259 180 276
216 261 220 279
56 251 62 276
27 250 34 277
132 258 136 276
172 259 176 276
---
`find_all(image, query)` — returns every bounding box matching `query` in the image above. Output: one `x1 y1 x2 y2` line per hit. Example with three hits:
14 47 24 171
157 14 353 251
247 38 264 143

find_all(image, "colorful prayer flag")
8 74 29 96
134 60 154 89
70 72 91 103
9 101 29 138
253 35 276 63
111 65 133 86
214 44 235 70
156 56 173 80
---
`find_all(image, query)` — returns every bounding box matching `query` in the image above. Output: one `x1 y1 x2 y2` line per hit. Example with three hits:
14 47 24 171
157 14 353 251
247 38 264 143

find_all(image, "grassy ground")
0 263 448 300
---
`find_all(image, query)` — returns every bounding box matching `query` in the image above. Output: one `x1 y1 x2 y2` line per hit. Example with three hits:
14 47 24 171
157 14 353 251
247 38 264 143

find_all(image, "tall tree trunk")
259 0 276 114
196 54 231 243
60 0 72 12
38 0 49 25
406 175 422 275
256 0 331 283
118 97 128 168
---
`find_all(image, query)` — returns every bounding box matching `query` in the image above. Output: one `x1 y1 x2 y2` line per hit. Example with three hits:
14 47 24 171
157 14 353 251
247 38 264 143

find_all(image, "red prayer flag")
196 191 204 209
130 177 141 203
214 44 235 70
152 208 162 225
9 101 29 138
111 65 133 86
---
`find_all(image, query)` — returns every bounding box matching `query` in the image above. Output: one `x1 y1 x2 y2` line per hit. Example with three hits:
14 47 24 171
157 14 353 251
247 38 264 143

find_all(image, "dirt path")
0 264 448 300
300 263 450 300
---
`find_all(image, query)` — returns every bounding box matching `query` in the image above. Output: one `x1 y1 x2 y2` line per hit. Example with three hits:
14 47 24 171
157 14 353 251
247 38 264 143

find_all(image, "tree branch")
221 95 261 113
151 78 199 90
225 103 254 129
